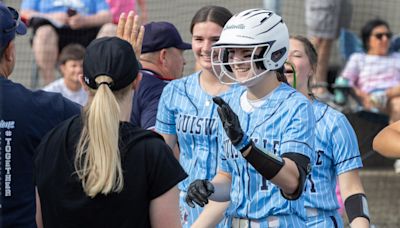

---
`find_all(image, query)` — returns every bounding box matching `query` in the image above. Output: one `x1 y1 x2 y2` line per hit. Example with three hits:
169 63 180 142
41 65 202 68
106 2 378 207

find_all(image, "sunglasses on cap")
3 7 20 34
372 32 393 40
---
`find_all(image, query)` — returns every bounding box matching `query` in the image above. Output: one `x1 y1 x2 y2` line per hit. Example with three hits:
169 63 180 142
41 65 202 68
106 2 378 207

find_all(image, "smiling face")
368 25 391 56
163 47 186 79
192 21 223 71
227 48 257 81
211 44 275 86
285 38 316 96
61 59 83 91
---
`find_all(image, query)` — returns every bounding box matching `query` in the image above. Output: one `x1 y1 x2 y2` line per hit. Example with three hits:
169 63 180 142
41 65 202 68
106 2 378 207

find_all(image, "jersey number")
305 150 324 193
306 175 316 193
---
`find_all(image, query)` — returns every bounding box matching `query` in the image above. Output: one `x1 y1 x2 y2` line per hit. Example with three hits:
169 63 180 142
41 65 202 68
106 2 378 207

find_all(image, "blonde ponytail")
75 75 124 198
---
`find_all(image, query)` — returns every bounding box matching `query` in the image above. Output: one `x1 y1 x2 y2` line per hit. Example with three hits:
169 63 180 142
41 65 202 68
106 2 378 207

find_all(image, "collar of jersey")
141 69 174 81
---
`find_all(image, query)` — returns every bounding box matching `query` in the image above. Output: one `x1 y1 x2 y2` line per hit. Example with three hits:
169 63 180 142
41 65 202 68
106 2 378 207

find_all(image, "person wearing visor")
185 9 315 227
0 3 81 228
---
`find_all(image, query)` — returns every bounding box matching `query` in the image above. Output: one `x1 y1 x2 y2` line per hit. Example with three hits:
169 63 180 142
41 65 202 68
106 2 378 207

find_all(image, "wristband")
244 141 284 180
234 133 251 153
345 193 370 223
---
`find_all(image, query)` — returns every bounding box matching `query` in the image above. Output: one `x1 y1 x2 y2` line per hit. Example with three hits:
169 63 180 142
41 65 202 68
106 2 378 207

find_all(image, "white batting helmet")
211 9 289 85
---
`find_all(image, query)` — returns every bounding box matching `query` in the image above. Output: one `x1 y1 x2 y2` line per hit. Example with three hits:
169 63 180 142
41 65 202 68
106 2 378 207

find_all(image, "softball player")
155 6 235 228
285 35 370 227
185 9 315 227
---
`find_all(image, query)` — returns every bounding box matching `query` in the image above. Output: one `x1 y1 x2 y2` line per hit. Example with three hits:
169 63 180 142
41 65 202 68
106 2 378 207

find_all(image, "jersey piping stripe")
334 155 362 166
315 103 329 123
248 91 296 136
183 77 198 115
281 140 313 151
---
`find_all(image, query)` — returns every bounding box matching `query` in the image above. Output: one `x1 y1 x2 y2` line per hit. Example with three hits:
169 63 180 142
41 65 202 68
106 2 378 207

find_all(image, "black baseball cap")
142 21 191 53
83 37 141 91
0 3 27 48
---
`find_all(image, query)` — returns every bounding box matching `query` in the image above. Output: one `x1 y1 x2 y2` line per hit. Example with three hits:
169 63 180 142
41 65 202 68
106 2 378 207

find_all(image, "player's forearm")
350 217 370 228
338 171 370 227
191 200 230 228
191 174 231 227
338 170 365 199
242 144 307 196
270 158 300 194
209 172 231 202
373 122 400 158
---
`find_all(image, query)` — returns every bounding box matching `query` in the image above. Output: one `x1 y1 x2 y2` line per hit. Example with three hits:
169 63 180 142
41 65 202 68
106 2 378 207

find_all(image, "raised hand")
116 11 145 59
213 96 250 152
185 179 215 208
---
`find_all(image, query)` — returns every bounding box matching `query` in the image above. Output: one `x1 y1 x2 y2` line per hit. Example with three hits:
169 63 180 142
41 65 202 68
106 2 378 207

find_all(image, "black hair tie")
98 81 111 88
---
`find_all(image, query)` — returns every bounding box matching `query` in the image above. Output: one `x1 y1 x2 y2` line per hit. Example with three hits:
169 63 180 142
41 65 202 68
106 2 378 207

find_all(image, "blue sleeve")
280 100 315 164
95 0 110 12
333 115 363 175
155 83 176 135
21 0 39 10
217 120 231 174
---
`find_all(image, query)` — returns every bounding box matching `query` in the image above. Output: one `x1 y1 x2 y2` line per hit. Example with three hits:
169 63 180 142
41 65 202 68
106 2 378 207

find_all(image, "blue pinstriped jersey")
218 83 315 221
305 100 363 211
155 71 240 192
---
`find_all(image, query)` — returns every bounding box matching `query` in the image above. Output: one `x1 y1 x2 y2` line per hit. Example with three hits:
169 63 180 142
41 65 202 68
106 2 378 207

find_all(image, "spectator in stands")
130 21 190 130
97 0 148 38
0 3 81 227
374 120 400 158
305 0 353 100
20 0 112 85
341 19 400 123
43 43 88 106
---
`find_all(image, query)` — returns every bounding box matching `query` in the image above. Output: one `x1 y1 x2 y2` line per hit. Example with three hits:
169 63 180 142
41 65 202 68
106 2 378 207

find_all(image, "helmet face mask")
211 9 289 86
211 43 272 85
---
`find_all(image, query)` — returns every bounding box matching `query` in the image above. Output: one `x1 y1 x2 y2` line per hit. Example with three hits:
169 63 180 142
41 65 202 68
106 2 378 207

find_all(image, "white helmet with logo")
211 9 289 85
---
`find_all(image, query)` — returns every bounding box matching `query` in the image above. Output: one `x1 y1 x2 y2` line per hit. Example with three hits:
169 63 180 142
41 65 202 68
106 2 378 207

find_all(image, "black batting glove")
185 179 215 208
213 96 251 152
